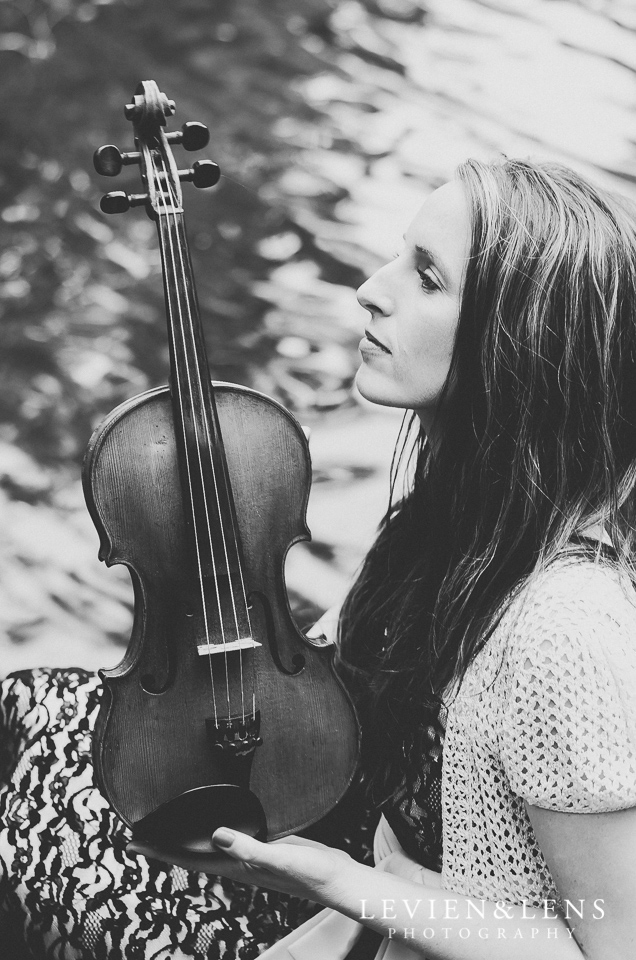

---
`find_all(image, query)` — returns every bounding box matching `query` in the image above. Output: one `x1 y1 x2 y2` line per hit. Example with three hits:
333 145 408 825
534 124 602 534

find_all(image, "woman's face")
355 180 471 431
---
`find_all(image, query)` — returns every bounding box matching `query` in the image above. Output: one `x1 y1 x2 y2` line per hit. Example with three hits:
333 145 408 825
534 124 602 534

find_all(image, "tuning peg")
94 145 142 177
165 122 210 152
100 191 149 214
179 159 221 189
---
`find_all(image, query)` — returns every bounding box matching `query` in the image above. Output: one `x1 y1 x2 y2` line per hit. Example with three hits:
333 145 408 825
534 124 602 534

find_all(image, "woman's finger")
126 840 236 875
211 828 331 866
211 827 287 866
128 829 346 899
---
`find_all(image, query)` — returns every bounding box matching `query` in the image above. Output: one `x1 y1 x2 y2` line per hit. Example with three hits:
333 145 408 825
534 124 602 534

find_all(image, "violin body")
87 81 359 857
86 382 358 839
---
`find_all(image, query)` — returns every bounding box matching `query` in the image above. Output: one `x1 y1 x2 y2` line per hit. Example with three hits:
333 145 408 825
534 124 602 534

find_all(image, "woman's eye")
417 268 438 292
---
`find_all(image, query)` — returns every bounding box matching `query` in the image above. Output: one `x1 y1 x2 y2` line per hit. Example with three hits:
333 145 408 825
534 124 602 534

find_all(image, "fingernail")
213 827 235 849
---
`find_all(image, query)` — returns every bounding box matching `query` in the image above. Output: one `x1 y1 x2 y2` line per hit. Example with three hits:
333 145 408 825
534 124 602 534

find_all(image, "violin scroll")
124 83 175 126
93 81 220 218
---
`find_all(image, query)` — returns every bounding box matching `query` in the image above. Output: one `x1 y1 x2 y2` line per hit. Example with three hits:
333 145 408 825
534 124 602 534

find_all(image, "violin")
84 81 359 863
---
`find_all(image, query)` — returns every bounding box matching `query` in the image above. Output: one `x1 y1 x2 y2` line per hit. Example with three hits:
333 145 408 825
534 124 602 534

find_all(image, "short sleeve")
499 564 636 812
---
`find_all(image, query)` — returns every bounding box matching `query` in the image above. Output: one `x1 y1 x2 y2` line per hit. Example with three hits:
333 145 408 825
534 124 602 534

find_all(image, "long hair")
339 158 636 798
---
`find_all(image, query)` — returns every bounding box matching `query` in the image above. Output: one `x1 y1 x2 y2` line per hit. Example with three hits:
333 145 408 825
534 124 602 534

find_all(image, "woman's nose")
356 272 393 317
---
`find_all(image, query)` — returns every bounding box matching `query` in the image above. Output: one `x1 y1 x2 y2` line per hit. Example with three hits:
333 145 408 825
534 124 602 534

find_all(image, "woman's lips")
361 329 391 354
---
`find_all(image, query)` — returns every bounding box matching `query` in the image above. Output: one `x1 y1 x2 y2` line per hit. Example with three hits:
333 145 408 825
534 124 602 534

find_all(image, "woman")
131 158 636 958
2 158 636 959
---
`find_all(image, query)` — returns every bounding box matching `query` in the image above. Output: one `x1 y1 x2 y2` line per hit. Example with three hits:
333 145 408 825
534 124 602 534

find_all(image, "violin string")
143 141 219 722
150 144 222 722
159 155 258 721
159 176 233 720
158 137 253 723
157 162 231 720
164 165 257 722
208 403 257 721
156 132 256 715
219 455 257 722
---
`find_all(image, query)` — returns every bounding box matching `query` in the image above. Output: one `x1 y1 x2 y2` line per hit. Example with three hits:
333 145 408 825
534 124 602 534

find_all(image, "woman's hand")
376 848 443 888
128 830 354 903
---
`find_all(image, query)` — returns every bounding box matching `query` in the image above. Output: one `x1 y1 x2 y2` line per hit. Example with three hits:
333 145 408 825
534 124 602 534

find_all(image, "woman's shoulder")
463 555 636 696
493 557 636 811
516 550 636 606
503 555 636 676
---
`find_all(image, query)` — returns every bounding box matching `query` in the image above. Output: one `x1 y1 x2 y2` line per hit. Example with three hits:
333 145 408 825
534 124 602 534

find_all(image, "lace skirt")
0 668 377 960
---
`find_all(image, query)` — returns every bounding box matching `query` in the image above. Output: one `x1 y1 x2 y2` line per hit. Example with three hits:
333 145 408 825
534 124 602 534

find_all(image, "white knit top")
441 556 636 904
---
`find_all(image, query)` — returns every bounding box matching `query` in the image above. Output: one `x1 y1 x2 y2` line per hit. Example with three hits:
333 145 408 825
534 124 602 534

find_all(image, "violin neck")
159 213 214 415
157 213 250 633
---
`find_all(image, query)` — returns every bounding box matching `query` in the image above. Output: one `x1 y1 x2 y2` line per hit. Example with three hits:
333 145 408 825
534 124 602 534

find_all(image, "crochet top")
441 555 636 904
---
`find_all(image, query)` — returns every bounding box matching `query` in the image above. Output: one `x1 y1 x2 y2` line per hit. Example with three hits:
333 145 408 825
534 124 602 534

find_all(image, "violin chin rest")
131 784 268 854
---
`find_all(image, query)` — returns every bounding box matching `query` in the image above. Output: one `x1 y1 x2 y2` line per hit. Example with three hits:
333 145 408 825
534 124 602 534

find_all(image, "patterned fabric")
0 668 324 959
379 707 447 872
442 556 636 905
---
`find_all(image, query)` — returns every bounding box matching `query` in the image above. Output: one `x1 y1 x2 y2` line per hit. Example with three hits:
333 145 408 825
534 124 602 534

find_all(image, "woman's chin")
354 366 386 405
354 368 404 409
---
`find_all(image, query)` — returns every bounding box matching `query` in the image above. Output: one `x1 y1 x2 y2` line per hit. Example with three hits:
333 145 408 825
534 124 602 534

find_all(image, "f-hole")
249 590 305 676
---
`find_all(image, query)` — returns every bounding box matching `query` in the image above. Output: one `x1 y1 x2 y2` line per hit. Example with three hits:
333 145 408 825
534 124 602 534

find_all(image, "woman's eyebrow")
401 234 451 286
414 244 450 287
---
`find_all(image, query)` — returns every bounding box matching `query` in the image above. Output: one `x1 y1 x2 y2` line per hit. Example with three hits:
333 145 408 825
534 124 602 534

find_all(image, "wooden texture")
83 382 360 839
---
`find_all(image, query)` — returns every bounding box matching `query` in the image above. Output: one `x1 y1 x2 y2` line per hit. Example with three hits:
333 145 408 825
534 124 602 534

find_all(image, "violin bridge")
197 638 262 656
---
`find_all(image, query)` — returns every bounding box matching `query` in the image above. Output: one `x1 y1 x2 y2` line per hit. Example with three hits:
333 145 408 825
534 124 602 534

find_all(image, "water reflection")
0 0 634 669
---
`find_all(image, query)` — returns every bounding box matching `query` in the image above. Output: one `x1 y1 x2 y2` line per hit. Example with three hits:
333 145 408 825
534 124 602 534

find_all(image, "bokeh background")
0 0 635 675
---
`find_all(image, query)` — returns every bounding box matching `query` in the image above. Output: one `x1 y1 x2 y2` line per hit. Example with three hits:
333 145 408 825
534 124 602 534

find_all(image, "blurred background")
0 0 635 676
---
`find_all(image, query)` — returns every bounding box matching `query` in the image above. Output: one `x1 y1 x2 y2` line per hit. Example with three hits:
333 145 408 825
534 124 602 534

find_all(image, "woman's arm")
130 804 636 957
208 815 636 959
526 803 636 960
129 830 585 959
